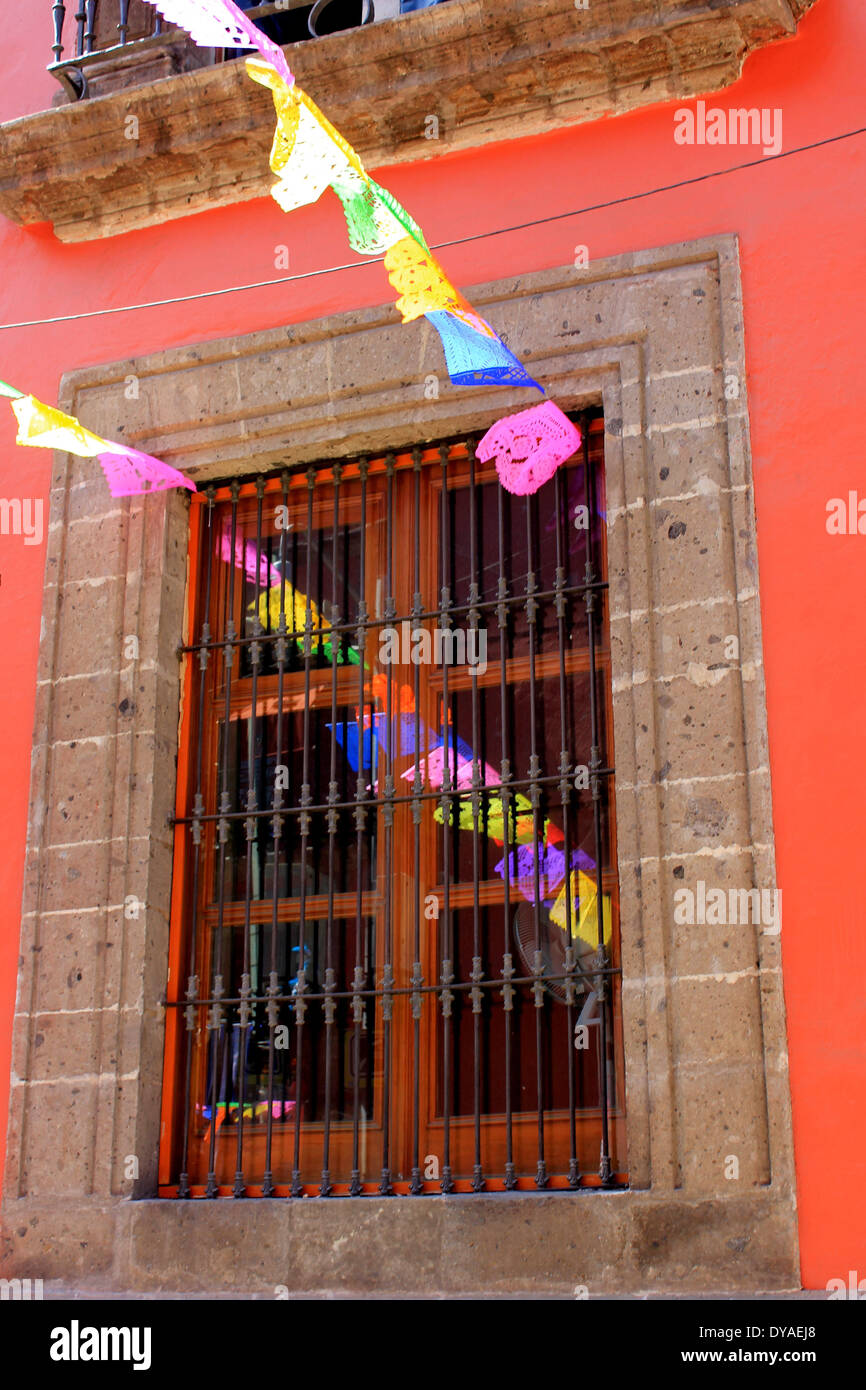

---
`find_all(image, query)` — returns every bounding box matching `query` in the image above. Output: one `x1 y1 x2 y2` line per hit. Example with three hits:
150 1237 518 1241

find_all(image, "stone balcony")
0 0 818 242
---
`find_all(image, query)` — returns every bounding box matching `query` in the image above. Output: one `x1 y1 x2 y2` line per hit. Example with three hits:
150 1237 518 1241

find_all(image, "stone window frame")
3 234 799 1292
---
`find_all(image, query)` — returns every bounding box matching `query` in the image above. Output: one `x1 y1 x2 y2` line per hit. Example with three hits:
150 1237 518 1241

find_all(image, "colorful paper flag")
10 396 196 497
385 236 476 323
0 377 24 399
549 869 613 953
435 791 537 842
155 17 581 480
97 445 196 498
426 310 543 391
403 743 502 793
247 59 368 214
477 401 582 496
245 55 551 409
252 579 359 664
143 0 294 87
220 524 281 588
496 843 593 903
331 169 427 256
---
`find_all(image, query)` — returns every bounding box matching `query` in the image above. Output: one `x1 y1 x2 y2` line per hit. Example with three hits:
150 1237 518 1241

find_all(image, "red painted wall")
1 0 863 1288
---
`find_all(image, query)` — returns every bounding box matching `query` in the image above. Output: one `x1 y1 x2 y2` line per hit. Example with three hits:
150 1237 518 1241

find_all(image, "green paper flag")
0 377 24 399
331 171 430 258
367 180 428 252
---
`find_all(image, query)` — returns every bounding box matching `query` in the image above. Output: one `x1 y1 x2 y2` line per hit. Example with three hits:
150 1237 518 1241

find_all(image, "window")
159 413 626 1195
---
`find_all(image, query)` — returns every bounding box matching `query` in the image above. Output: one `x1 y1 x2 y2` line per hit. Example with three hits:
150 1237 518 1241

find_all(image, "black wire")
0 123 862 333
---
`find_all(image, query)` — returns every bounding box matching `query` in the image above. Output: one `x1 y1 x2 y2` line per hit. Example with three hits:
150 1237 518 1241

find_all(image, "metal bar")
177 580 608 657
349 459 368 1196
173 765 614 829
583 423 613 1185
84 0 97 53
169 962 621 1010
438 443 455 1194
233 478 266 1197
525 493 547 1189
320 463 343 1196
178 489 215 1198
290 469 317 1197
52 3 67 63
205 480 240 1197
379 452 396 1196
554 459 580 1186
118 0 130 46
74 4 86 58
496 479 516 1189
262 471 290 1196
409 448 423 1194
467 439 485 1193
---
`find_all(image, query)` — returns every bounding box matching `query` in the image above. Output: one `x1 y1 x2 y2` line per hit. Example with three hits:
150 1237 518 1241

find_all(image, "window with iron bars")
159 411 626 1196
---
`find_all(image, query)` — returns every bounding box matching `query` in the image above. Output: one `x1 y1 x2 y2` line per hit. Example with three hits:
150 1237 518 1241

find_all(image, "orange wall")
1 0 863 1288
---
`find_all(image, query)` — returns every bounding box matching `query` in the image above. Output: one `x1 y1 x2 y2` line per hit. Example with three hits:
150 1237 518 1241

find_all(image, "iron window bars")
160 411 626 1196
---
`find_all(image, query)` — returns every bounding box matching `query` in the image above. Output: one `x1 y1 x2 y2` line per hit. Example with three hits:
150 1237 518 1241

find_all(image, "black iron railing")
51 1 162 65
48 2 446 98
160 415 626 1197
49 1 458 66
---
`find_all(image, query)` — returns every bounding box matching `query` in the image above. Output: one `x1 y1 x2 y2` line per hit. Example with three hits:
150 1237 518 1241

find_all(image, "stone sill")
1 1188 800 1293
0 0 816 242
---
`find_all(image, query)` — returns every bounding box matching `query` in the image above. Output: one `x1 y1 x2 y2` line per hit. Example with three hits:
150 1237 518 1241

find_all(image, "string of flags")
2 0 583 498
240 40 583 493
0 377 194 497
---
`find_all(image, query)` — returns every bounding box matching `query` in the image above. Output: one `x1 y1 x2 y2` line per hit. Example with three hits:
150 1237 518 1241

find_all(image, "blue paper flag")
426 310 543 391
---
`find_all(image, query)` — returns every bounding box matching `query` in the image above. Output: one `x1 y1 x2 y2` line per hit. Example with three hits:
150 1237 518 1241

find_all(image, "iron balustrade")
51 0 163 65
49 2 304 100
160 415 626 1197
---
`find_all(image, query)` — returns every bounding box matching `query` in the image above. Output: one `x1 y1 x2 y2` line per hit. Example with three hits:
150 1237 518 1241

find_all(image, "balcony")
48 1 449 102
2 1 817 243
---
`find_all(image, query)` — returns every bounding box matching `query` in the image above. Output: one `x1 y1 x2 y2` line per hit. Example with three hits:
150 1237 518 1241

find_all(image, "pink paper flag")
97 443 197 498
143 0 294 86
401 744 502 793
219 522 280 587
477 401 582 496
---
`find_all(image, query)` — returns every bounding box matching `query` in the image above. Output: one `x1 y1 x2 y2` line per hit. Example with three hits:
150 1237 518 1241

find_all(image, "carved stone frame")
2 235 799 1293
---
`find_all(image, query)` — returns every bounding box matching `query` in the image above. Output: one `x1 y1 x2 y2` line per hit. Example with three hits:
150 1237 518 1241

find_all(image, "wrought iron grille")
160 412 626 1196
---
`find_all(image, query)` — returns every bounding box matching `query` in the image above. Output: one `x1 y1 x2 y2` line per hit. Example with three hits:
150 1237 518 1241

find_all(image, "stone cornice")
0 0 817 242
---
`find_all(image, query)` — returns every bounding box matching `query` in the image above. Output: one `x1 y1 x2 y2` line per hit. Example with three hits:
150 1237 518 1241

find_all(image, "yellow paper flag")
385 236 477 324
549 868 613 953
11 396 108 458
247 58 367 213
